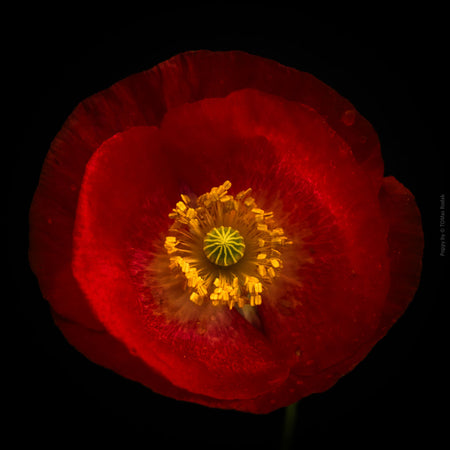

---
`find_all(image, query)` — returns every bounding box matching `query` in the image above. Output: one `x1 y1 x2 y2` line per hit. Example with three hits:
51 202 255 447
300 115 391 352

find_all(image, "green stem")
282 402 298 450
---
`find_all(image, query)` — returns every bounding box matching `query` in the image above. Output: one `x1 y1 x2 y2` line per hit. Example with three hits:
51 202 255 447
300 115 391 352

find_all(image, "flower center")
163 181 292 309
203 226 245 266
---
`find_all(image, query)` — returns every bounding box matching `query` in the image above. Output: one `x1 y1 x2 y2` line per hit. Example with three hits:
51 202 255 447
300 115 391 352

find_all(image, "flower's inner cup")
164 181 292 309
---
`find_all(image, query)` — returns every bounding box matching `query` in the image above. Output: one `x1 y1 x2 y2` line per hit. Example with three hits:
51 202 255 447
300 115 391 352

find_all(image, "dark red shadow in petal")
51 310 237 411
52 309 300 414
159 90 284 195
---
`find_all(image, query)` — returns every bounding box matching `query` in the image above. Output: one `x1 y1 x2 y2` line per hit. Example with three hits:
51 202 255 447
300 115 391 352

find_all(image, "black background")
6 5 446 448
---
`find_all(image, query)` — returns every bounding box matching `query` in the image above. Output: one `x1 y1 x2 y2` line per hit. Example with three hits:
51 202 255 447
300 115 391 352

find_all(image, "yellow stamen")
163 181 292 309
270 258 281 268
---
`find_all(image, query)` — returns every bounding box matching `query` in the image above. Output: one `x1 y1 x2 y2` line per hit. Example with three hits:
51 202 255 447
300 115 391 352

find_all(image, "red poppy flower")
29 50 423 414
